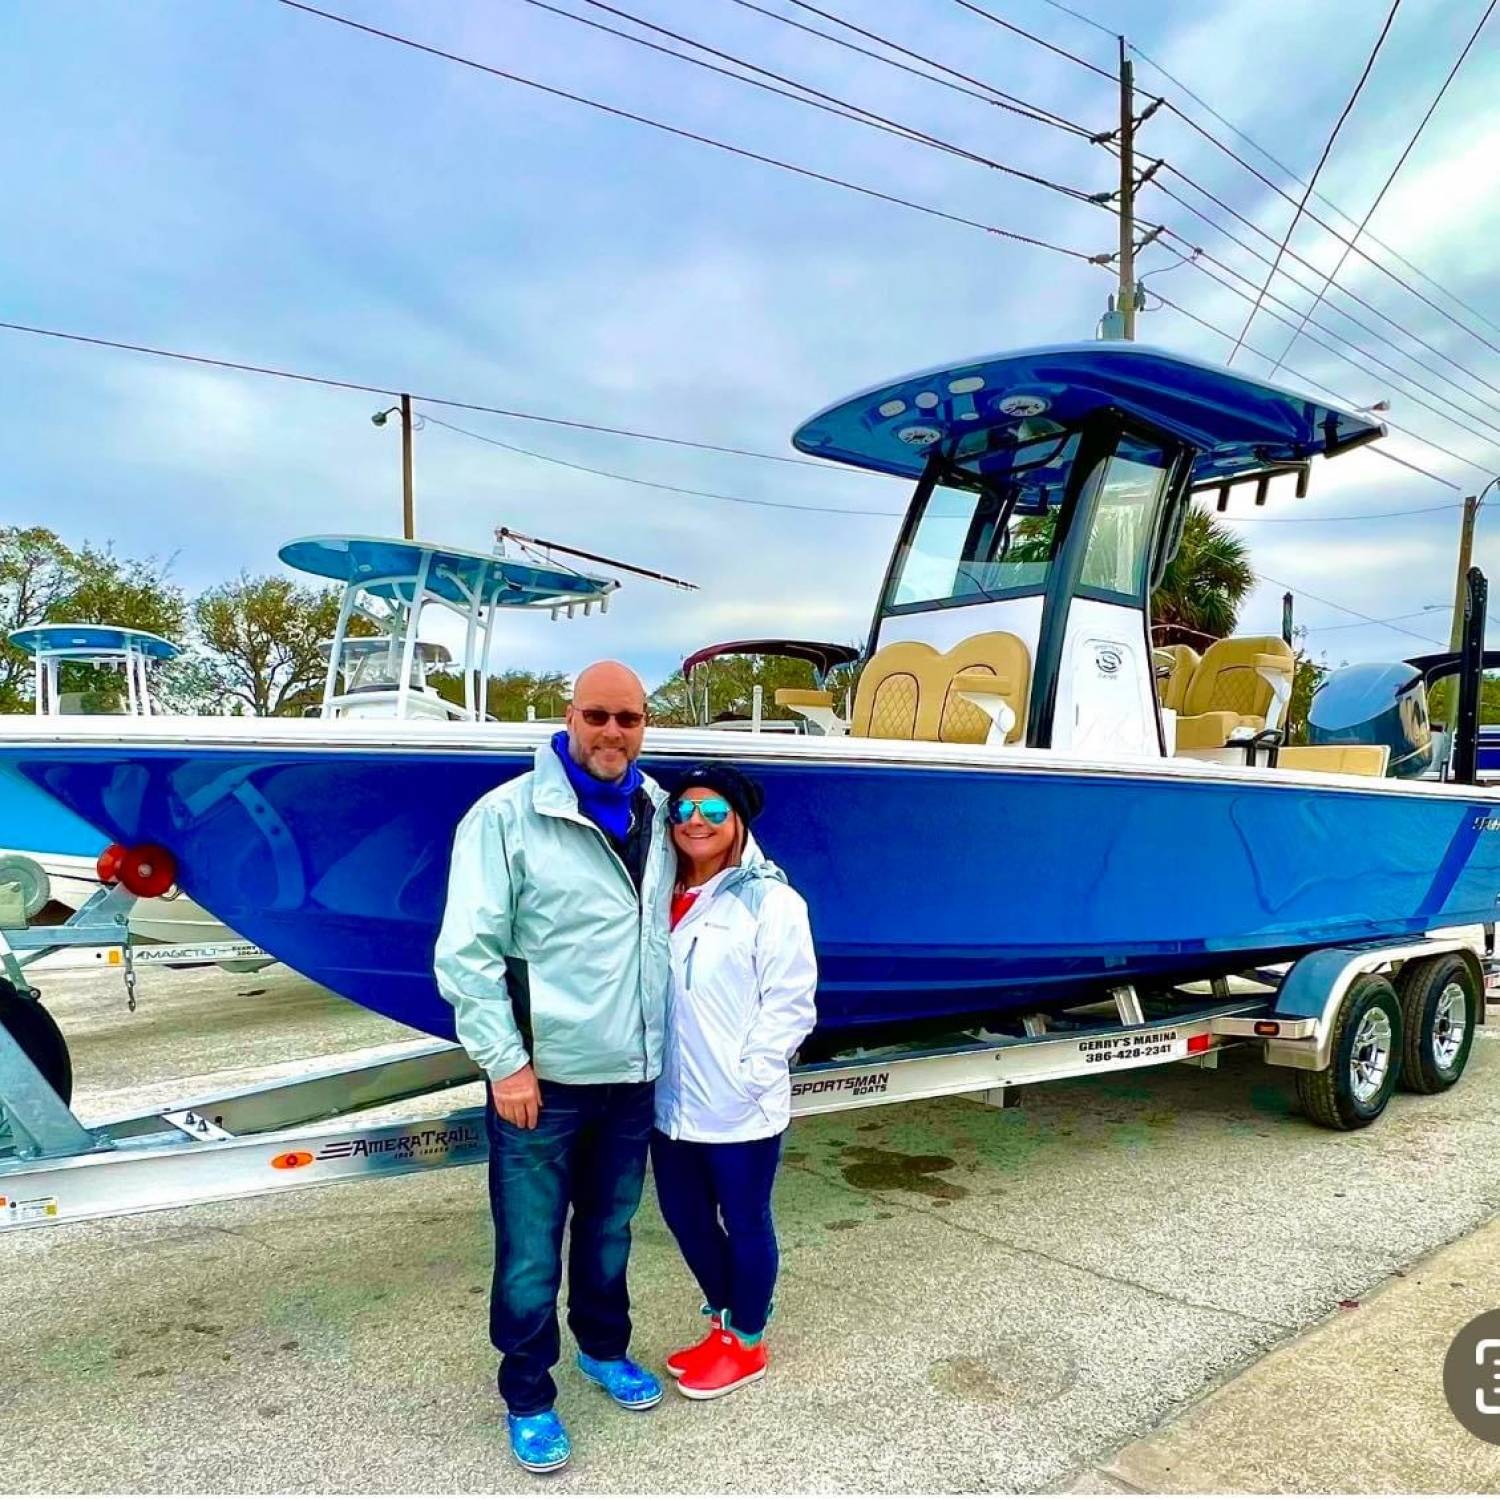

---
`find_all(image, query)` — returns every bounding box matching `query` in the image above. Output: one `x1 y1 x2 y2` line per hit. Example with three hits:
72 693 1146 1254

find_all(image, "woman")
651 761 817 1400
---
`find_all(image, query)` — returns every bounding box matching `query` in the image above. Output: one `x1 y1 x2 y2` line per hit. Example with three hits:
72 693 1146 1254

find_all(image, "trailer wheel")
1397 954 1476 1094
1295 973 1402 1131
0 979 72 1106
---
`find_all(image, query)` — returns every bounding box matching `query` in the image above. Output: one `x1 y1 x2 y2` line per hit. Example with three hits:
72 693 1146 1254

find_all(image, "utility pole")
400 393 415 541
1449 492 1480 650
1117 37 1136 341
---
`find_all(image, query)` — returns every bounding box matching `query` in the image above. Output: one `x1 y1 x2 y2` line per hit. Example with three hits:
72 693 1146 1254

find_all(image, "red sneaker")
665 1311 721 1377
674 1327 767 1400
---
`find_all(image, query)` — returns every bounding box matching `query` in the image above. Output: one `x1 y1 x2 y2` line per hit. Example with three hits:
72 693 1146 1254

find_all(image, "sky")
3 0 1498 694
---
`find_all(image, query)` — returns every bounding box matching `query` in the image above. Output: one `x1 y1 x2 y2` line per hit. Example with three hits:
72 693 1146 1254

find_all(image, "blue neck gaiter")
551 730 643 842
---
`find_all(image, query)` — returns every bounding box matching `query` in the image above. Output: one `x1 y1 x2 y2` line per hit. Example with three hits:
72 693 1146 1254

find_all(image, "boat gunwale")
2 716 1498 804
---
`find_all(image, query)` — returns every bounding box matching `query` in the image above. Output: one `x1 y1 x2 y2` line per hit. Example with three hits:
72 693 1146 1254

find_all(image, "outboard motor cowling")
1307 661 1432 778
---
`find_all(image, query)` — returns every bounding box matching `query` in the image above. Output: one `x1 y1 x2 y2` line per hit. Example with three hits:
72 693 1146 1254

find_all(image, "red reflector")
1254 1020 1281 1037
117 843 177 899
95 843 126 885
1186 1034 1211 1054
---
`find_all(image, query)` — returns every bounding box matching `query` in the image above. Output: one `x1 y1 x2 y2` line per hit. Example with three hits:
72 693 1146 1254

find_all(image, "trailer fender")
1262 936 1484 1072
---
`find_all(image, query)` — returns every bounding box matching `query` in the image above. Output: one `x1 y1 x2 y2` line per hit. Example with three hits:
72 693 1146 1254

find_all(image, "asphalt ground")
5 960 1500 1493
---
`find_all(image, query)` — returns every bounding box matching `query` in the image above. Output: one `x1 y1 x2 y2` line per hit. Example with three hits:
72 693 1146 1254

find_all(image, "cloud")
1 0 1495 688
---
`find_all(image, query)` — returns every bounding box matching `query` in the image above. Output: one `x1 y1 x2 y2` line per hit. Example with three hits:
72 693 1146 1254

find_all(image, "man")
435 661 673 1474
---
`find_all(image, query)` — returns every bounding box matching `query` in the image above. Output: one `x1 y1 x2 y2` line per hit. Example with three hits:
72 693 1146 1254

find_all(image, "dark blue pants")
649 1129 783 1337
486 1080 654 1416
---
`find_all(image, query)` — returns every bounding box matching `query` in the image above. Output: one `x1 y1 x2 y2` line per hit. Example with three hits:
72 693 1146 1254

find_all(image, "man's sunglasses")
669 796 733 826
575 707 646 728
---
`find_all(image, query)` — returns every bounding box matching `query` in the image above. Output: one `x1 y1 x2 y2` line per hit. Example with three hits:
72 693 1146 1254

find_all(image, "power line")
0 317 859 468
1227 502 1462 524
981 0 1500 362
520 0 1104 204
1125 46 1500 345
1306 608 1448 633
1258 572 1447 646
1150 168 1500 408
1145 291 1469 490
1164 247 1500 469
778 0 1096 134
274 0 1105 263
1164 233 1500 452
1160 96 1500 363
424 413 903 516
815 0 1500 413
949 0 1112 79
1228 0 1402 361
725 0 1096 135
1265 0 1495 375
1031 0 1115 39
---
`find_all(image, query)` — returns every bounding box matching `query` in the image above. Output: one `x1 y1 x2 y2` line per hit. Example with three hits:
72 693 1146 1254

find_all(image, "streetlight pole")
372 395 417 539
400 394 414 541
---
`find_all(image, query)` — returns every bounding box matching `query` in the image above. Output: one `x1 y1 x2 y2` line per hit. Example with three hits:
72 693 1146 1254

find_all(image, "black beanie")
669 763 765 826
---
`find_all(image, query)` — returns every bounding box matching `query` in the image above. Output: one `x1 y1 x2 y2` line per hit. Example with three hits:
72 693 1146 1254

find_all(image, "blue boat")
3 344 1498 1047
0 625 182 905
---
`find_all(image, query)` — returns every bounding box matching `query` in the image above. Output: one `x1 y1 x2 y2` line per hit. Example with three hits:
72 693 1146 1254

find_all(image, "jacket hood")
705 832 787 900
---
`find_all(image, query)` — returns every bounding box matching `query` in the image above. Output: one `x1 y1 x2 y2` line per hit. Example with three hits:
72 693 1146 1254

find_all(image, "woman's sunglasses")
576 708 646 728
669 796 732 826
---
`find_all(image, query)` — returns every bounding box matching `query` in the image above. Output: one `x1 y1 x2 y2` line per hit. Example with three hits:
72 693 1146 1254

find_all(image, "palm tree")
1150 509 1255 646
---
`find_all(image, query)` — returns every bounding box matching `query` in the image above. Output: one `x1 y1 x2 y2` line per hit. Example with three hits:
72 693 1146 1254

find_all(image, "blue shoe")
506 1409 571 1473
576 1351 663 1410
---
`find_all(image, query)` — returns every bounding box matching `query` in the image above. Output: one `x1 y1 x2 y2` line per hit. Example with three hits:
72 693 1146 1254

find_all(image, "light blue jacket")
434 742 673 1085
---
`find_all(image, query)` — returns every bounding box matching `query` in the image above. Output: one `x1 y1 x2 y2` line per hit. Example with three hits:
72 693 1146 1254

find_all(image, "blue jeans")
486 1080 654 1416
649 1129 784 1336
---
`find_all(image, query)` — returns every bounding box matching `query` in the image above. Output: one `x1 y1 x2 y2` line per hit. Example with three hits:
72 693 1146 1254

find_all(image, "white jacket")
654 838 818 1144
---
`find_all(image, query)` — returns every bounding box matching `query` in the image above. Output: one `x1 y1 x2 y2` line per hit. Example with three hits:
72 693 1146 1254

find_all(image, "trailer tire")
1295 973 1402 1131
0 979 72 1106
1397 954 1476 1094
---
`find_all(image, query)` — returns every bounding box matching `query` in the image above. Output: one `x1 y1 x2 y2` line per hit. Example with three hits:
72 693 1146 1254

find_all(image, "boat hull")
6 727 1500 1043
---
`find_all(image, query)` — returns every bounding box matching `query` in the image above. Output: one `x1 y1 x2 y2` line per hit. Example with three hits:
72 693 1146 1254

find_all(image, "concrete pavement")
1070 1214 1500 1493
5 961 1500 1491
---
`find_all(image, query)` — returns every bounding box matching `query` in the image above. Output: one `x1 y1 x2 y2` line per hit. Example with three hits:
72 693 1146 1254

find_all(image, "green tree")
1151 509 1255 644
1007 506 1254 647
429 668 571 722
0 527 186 712
650 653 858 727
1285 644 1328 745
194 574 360 716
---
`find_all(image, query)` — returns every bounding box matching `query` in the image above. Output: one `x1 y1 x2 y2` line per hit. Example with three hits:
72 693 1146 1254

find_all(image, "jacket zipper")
684 935 699 991
545 798 661 1075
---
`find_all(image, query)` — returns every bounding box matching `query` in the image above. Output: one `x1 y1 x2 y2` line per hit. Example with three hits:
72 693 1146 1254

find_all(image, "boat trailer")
1 876 271 1009
1 927 1489 1231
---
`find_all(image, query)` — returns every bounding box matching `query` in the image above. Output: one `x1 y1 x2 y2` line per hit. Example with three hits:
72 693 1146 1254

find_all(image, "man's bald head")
565 660 649 782
572 660 646 710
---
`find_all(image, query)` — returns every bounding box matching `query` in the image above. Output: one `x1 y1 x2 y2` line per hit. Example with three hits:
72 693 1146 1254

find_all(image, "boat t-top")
279 534 618 722
681 638 860 733
2 624 184 899
10 623 180 719
0 622 262 954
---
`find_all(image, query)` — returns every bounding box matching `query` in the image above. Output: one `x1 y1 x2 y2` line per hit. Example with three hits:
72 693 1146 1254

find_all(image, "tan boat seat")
1174 635 1295 752
1277 744 1390 777
848 631 1032 745
1152 644 1199 713
851 640 931 740
935 633 1031 744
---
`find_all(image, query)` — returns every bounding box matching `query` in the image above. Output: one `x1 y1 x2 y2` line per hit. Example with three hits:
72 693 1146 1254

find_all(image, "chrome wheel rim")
1433 981 1469 1071
1350 1006 1393 1104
